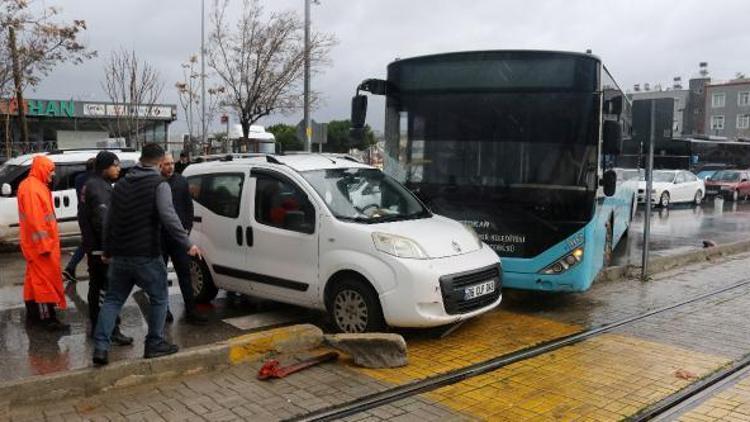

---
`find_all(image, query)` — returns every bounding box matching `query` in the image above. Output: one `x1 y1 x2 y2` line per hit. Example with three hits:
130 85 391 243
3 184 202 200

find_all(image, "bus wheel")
694 190 703 206
604 220 613 267
659 192 670 208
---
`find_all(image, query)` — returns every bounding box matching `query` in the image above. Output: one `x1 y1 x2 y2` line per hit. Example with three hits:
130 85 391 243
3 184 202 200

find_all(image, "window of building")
187 173 244 218
711 115 725 130
712 92 726 108
738 114 750 130
254 173 315 234
739 91 750 107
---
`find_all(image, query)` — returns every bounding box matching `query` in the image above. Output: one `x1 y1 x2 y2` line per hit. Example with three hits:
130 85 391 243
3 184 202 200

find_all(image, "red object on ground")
257 352 339 380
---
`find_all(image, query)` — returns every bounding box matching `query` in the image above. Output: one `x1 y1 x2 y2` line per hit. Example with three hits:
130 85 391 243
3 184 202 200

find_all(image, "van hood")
369 214 482 258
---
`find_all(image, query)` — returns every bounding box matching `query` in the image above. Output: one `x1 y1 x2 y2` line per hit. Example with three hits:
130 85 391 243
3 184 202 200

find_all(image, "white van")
0 149 140 244
183 154 502 333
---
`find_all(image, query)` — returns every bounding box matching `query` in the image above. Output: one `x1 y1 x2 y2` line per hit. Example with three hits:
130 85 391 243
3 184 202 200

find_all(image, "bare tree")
1 0 95 147
208 0 335 142
101 47 164 149
175 54 225 155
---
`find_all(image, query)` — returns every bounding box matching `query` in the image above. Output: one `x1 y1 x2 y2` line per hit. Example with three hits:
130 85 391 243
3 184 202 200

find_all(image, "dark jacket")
105 164 191 257
80 175 113 253
166 173 193 233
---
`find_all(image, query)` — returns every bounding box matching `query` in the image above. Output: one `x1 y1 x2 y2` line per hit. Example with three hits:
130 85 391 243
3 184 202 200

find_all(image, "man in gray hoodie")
92 143 202 366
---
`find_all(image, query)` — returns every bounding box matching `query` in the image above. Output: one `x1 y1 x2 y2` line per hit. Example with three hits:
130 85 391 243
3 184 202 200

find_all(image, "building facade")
629 87 689 137
704 79 750 140
1 98 177 158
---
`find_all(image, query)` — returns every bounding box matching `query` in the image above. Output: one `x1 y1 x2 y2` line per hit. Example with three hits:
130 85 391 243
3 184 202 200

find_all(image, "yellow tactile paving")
420 333 731 421
354 310 581 384
679 374 750 421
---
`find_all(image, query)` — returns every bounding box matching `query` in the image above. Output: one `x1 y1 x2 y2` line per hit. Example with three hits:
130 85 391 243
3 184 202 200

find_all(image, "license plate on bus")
464 280 496 300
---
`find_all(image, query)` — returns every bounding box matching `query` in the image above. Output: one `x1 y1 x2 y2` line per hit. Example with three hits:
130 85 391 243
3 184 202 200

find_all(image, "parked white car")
183 154 502 333
636 170 705 208
0 149 139 244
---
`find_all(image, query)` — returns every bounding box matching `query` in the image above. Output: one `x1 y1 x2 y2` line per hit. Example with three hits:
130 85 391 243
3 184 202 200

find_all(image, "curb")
599 239 750 281
0 324 323 408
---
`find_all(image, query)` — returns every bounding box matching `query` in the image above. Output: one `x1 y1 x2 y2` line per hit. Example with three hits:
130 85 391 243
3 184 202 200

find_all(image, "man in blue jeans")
92 144 202 366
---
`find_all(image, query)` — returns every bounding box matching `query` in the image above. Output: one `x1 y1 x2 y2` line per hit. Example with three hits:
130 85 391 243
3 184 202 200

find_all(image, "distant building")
704 78 750 140
0 97 177 157
629 79 689 137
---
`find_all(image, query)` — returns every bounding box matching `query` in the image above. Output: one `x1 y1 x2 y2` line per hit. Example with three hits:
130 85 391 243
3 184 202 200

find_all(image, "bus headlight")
540 247 584 275
372 232 428 259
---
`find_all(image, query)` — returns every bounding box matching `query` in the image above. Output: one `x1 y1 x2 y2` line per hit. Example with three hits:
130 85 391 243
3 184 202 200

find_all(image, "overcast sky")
30 0 750 137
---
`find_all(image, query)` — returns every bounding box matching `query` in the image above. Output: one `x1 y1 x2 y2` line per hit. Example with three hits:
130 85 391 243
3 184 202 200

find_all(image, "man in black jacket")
160 153 207 324
93 143 202 366
80 152 133 345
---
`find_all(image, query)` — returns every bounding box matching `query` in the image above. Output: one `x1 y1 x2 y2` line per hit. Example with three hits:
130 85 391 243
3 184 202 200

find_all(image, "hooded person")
17 155 69 331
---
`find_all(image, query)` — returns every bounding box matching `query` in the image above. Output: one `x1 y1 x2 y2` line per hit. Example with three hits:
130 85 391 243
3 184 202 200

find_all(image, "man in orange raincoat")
17 155 69 331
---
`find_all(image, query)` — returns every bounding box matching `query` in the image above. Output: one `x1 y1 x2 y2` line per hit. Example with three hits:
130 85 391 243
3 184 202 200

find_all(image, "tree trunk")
241 119 251 152
8 26 29 146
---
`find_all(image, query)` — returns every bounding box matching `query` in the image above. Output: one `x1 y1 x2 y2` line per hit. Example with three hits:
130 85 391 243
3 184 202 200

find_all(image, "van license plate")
464 280 496 300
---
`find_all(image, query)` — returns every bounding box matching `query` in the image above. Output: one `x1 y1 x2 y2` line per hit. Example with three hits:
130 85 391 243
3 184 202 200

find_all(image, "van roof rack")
47 147 136 155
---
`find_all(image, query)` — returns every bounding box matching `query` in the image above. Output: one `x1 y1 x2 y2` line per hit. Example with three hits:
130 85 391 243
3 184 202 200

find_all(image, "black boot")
41 317 71 333
111 326 134 346
144 340 179 359
93 349 108 366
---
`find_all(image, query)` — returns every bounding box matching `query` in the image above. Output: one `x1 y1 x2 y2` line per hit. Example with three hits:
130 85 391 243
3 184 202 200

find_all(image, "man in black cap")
93 143 202 366
80 151 133 346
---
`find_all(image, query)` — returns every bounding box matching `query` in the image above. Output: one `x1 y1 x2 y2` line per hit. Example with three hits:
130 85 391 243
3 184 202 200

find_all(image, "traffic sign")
296 119 328 144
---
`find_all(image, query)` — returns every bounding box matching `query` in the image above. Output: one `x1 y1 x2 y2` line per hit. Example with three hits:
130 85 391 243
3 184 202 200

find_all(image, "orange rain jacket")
17 155 66 308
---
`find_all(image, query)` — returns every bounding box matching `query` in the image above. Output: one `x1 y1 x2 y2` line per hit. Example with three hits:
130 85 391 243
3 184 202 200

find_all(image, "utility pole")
8 26 29 146
303 0 312 152
641 100 656 281
201 0 207 153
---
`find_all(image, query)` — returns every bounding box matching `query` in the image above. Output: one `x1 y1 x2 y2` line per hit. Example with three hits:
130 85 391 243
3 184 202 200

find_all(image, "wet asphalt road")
0 198 749 383
612 197 750 266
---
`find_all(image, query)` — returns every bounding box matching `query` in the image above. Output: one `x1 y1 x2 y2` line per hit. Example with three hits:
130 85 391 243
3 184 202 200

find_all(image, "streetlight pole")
303 0 312 152
201 0 207 153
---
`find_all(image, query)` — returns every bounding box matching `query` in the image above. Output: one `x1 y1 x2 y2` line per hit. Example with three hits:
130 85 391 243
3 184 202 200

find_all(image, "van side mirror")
602 169 617 197
1 183 11 197
603 120 623 155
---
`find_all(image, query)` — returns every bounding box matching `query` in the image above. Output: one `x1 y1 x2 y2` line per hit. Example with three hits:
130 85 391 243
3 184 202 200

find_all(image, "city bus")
350 50 635 292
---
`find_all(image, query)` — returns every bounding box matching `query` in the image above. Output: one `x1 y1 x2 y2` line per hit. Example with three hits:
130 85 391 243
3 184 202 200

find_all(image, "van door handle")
63 196 70 207
54 197 60 208
245 226 253 247
235 226 243 246
193 216 202 223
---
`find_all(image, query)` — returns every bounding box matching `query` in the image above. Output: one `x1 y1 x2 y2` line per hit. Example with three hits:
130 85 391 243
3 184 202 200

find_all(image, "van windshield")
302 168 431 224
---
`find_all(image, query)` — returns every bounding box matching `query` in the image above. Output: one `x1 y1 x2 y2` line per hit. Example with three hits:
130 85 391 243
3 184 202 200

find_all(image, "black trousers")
163 238 196 314
87 254 121 331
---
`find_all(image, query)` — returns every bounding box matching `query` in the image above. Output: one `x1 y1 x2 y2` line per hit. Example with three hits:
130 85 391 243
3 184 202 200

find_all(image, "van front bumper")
378 245 502 328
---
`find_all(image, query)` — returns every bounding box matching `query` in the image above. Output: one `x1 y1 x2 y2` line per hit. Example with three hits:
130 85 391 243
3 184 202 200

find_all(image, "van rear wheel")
329 279 385 333
190 258 218 304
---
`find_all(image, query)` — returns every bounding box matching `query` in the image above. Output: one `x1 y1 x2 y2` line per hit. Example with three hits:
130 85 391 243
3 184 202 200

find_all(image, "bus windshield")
382 52 607 257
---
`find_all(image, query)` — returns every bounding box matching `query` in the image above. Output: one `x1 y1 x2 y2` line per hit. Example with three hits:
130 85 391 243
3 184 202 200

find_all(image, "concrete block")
325 333 408 368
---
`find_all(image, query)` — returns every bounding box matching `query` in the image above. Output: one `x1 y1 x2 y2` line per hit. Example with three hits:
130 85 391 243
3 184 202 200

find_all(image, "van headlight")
539 247 584 275
372 232 428 259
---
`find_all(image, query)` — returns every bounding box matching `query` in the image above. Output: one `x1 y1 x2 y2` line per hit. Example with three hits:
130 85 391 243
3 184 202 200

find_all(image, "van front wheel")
190 258 218 304
329 279 385 333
